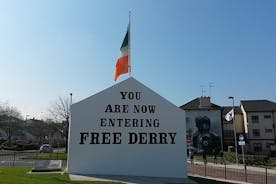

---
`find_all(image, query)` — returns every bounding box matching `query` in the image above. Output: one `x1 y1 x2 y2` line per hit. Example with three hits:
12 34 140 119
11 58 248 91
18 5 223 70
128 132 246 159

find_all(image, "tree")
48 95 71 152
28 119 47 145
45 119 67 147
0 103 23 145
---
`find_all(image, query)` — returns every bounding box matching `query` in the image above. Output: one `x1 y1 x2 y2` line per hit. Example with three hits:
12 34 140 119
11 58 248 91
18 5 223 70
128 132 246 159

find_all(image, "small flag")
225 108 234 122
114 25 129 81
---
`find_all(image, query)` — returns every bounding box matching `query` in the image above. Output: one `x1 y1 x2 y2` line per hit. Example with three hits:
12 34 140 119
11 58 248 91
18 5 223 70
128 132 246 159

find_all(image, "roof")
241 100 276 112
179 97 221 110
222 106 242 115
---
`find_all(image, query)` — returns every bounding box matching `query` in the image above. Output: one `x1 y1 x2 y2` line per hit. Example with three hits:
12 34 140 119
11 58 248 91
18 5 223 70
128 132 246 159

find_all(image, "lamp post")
229 96 238 164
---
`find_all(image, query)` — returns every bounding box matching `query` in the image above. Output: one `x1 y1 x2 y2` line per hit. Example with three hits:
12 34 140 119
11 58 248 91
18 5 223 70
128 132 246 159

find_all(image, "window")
253 143 262 152
252 129 260 136
264 115 272 119
251 116 259 123
186 117 191 130
266 143 273 149
186 117 190 123
265 129 273 133
224 130 234 137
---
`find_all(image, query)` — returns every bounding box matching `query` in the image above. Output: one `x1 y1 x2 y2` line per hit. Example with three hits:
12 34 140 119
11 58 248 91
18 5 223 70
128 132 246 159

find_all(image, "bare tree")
44 119 67 148
48 96 71 152
49 96 70 123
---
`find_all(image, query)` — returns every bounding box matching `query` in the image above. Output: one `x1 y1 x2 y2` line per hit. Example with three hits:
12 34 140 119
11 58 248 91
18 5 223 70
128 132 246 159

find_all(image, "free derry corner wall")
68 77 187 178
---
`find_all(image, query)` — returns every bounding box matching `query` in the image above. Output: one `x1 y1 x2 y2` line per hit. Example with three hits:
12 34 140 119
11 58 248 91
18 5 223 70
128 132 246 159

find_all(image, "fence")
1 151 276 184
0 151 35 166
188 162 276 184
0 151 66 167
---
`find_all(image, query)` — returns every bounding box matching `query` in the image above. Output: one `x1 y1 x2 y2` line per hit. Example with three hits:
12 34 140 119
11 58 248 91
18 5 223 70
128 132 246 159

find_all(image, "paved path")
70 174 195 184
188 160 276 184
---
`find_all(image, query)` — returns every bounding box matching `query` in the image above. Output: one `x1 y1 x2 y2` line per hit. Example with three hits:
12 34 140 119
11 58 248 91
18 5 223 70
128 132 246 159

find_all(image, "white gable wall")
68 77 187 178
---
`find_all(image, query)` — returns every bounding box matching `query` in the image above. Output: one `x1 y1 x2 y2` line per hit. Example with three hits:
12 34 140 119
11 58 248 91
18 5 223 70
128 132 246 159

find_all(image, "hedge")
224 152 270 165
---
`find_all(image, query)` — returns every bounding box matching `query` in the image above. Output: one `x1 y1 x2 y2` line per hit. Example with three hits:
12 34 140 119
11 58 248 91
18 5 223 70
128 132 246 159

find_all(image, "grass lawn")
0 167 119 184
0 166 228 184
25 152 67 160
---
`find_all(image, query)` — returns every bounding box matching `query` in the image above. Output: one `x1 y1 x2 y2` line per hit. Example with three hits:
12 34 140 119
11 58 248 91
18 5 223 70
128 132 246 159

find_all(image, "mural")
186 111 222 155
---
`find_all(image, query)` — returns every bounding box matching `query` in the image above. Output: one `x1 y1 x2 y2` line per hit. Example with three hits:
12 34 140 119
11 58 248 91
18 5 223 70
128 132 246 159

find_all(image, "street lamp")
228 96 238 164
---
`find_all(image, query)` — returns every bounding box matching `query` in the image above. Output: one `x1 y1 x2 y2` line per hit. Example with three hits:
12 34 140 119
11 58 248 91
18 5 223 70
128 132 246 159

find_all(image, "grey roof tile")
241 100 276 112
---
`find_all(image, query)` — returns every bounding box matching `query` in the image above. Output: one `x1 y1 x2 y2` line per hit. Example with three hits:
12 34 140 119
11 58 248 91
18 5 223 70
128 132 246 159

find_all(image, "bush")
224 152 270 165
2 141 39 151
224 152 236 163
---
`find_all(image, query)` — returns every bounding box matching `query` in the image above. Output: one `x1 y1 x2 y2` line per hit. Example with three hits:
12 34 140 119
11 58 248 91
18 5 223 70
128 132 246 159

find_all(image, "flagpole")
229 96 238 165
128 11 131 77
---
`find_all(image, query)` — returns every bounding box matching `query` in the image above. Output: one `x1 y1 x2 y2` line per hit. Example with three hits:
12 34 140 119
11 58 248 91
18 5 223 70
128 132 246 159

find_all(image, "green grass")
0 166 228 184
26 152 67 160
0 166 120 184
0 166 69 184
193 155 226 164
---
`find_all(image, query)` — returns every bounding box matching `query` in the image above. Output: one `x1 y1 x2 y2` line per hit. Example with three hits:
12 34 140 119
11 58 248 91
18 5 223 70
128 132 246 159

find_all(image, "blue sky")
0 0 276 119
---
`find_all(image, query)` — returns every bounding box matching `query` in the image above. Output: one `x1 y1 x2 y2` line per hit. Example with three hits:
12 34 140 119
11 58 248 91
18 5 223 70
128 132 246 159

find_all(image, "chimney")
199 97 211 108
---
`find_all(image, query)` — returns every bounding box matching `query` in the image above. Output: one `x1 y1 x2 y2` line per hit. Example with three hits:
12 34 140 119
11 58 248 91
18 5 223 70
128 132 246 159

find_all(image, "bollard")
265 167 268 184
12 153 16 166
244 165 247 182
204 162 207 176
224 163 227 179
192 162 194 175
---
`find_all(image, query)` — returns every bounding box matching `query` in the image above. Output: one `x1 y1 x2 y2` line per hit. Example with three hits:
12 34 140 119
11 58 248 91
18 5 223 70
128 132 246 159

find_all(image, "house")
241 100 276 154
0 128 7 141
180 96 223 154
222 106 244 152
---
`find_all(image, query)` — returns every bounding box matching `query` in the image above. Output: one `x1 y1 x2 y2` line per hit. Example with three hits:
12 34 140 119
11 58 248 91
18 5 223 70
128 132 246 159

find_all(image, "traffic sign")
239 141 245 146
239 134 244 141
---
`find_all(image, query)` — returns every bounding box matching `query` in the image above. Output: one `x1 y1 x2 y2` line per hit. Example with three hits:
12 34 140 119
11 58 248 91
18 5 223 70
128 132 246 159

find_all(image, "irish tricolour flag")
114 25 130 81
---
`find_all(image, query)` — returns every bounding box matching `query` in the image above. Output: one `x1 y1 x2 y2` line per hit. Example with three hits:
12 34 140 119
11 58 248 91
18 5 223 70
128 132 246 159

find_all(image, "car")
39 144 53 153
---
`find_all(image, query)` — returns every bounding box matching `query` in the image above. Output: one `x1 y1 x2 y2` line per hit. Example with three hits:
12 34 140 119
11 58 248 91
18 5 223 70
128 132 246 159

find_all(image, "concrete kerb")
188 174 252 184
27 171 64 174
69 174 127 183
69 174 196 184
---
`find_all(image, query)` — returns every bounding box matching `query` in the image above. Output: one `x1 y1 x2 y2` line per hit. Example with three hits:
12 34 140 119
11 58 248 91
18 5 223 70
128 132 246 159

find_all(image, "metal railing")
188 161 276 184
0 151 35 166
0 150 66 166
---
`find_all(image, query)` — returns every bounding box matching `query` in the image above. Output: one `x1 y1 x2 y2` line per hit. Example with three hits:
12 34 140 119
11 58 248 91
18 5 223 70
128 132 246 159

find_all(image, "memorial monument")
68 77 188 180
